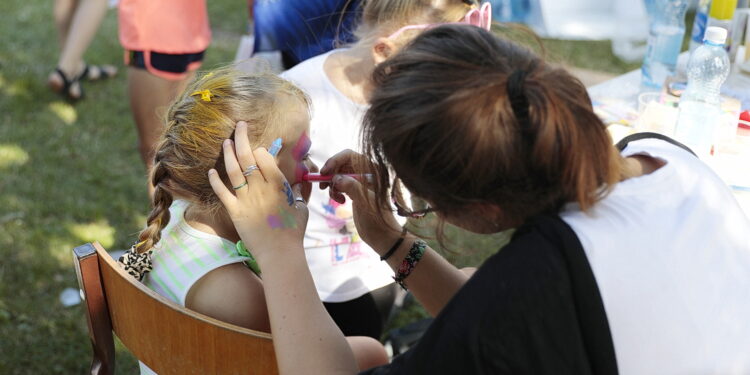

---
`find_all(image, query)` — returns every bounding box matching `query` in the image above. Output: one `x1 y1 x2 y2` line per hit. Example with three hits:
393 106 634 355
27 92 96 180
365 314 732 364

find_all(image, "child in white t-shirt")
118 68 387 373
280 0 492 338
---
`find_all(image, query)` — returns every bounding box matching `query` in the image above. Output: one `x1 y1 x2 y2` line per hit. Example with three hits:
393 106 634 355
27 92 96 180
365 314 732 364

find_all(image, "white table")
587 64 750 216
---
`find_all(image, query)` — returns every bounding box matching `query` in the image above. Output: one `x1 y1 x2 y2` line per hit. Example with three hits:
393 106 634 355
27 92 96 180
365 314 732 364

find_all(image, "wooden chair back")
73 242 278 375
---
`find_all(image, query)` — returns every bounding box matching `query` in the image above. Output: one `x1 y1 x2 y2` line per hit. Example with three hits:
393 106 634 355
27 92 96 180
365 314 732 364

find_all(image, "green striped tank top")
142 200 254 306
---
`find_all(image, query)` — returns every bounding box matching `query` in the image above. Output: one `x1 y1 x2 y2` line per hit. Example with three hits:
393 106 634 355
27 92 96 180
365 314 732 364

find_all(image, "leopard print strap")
117 247 153 281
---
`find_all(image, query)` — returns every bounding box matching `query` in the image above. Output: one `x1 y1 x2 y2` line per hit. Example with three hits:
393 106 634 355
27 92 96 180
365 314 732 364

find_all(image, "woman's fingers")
329 187 346 204
234 121 262 183
320 149 363 190
208 168 235 207
333 175 368 203
223 139 248 193
320 149 360 175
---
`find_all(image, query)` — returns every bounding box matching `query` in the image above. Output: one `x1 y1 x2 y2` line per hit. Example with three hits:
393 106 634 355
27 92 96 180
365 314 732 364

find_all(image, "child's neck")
183 204 241 243
324 44 376 105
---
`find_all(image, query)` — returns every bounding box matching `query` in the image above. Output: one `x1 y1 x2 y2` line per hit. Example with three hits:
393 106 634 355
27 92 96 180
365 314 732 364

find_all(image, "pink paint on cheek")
291 133 311 161
291 132 312 182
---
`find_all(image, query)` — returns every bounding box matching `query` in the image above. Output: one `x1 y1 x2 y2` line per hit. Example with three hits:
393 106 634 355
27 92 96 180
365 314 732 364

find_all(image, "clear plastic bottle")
641 0 690 90
674 27 731 158
612 0 651 62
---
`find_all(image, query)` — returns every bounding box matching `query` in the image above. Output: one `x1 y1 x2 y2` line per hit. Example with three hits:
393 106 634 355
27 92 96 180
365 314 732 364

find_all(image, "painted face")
291 132 312 182
275 99 317 200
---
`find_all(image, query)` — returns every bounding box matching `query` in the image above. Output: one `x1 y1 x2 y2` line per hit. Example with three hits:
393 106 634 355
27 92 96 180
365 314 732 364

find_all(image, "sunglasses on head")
387 2 492 40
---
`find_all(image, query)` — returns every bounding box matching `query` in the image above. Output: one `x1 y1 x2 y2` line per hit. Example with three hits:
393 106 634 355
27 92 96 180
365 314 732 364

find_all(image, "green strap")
235 241 261 277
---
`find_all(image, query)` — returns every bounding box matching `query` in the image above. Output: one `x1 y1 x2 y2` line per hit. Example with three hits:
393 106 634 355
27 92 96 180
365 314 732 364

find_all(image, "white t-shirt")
281 50 394 302
560 138 750 374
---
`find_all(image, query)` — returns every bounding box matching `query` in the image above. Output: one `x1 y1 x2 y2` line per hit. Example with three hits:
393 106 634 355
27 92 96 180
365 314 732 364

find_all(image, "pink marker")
302 173 373 183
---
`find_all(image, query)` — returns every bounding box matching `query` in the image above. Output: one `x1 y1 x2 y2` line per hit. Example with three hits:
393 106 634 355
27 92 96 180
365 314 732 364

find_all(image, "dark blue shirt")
253 0 360 67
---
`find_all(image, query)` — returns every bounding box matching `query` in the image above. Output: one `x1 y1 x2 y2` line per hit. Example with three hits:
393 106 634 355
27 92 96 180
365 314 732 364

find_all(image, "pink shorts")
118 0 211 80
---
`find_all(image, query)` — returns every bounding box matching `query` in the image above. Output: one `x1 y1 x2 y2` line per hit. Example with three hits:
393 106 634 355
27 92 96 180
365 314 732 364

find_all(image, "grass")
0 1 638 373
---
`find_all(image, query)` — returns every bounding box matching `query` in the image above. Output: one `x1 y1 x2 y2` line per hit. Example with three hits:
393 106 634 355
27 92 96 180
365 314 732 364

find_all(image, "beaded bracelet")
393 239 427 290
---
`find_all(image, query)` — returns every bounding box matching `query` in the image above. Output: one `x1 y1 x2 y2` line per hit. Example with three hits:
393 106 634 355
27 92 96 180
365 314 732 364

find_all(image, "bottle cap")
704 26 728 45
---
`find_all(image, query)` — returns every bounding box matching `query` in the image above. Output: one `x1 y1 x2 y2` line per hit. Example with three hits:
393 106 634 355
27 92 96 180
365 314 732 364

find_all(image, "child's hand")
208 121 308 260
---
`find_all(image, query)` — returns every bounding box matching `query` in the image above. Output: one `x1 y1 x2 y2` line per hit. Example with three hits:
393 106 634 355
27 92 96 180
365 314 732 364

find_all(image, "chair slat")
76 242 279 375
74 243 116 375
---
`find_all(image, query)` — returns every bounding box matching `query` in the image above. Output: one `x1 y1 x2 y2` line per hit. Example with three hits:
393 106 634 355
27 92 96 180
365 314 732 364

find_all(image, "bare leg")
58 0 108 74
54 0 78 48
49 0 110 98
127 67 194 195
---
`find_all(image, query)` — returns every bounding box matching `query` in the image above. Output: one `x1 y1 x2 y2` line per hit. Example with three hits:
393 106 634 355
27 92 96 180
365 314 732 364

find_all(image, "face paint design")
282 181 294 206
267 207 297 229
291 132 312 182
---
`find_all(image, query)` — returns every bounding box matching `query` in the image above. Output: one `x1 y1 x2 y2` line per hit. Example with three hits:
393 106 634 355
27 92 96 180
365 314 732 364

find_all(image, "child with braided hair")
118 68 388 374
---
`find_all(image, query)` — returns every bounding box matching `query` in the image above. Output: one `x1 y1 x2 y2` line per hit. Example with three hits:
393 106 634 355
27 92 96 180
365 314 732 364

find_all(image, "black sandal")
50 66 87 101
84 64 117 81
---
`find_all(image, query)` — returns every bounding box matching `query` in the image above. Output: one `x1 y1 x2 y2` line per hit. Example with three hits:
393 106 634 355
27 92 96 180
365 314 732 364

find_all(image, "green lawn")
0 1 637 373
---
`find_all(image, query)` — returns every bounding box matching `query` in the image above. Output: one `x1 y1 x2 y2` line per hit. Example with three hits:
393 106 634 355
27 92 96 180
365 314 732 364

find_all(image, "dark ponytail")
362 24 622 225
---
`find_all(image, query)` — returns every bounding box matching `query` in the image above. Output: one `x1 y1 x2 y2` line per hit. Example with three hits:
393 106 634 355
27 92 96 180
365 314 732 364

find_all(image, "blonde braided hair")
134 68 309 253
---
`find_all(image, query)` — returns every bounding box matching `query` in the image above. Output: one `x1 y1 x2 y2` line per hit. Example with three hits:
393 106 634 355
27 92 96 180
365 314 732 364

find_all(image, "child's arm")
185 263 271 333
187 263 386 370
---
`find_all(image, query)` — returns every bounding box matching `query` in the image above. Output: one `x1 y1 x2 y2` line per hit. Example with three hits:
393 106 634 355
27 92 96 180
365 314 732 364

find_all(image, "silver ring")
295 197 305 203
242 165 259 176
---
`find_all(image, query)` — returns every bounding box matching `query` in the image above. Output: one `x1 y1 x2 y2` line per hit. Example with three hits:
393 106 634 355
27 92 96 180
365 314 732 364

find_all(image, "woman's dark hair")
362 24 622 226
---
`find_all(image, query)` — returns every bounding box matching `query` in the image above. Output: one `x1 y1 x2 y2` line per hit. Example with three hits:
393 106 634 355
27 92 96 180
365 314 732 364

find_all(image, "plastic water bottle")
612 0 651 62
689 0 711 52
674 27 731 158
641 0 690 90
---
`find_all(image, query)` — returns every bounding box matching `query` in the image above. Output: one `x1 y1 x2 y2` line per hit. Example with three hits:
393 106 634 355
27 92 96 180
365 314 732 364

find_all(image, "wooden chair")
72 242 278 375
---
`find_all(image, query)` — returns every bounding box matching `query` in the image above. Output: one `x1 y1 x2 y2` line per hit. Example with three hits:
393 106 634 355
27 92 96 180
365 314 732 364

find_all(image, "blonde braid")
135 152 173 254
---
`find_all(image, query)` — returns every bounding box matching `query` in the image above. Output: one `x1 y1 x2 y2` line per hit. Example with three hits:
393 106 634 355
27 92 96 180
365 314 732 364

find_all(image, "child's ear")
372 37 397 65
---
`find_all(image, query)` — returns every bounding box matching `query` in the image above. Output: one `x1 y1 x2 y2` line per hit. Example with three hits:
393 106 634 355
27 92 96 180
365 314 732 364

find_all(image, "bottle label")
691 11 708 43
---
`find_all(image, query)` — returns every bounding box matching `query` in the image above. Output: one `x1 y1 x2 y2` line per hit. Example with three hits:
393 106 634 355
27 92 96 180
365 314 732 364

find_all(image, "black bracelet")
380 226 408 261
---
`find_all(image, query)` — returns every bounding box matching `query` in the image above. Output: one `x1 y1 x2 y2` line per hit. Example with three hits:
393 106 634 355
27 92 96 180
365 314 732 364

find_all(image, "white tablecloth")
587 63 750 217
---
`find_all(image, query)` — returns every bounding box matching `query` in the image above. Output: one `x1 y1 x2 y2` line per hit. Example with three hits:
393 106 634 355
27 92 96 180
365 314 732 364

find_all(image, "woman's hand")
208 121 308 259
320 149 404 254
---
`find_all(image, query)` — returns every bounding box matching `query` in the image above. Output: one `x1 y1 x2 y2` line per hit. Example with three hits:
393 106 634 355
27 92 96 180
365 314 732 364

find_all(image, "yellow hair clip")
191 89 213 102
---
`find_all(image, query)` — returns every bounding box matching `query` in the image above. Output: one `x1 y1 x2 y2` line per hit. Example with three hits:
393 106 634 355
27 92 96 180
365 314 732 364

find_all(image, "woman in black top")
208 25 750 374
